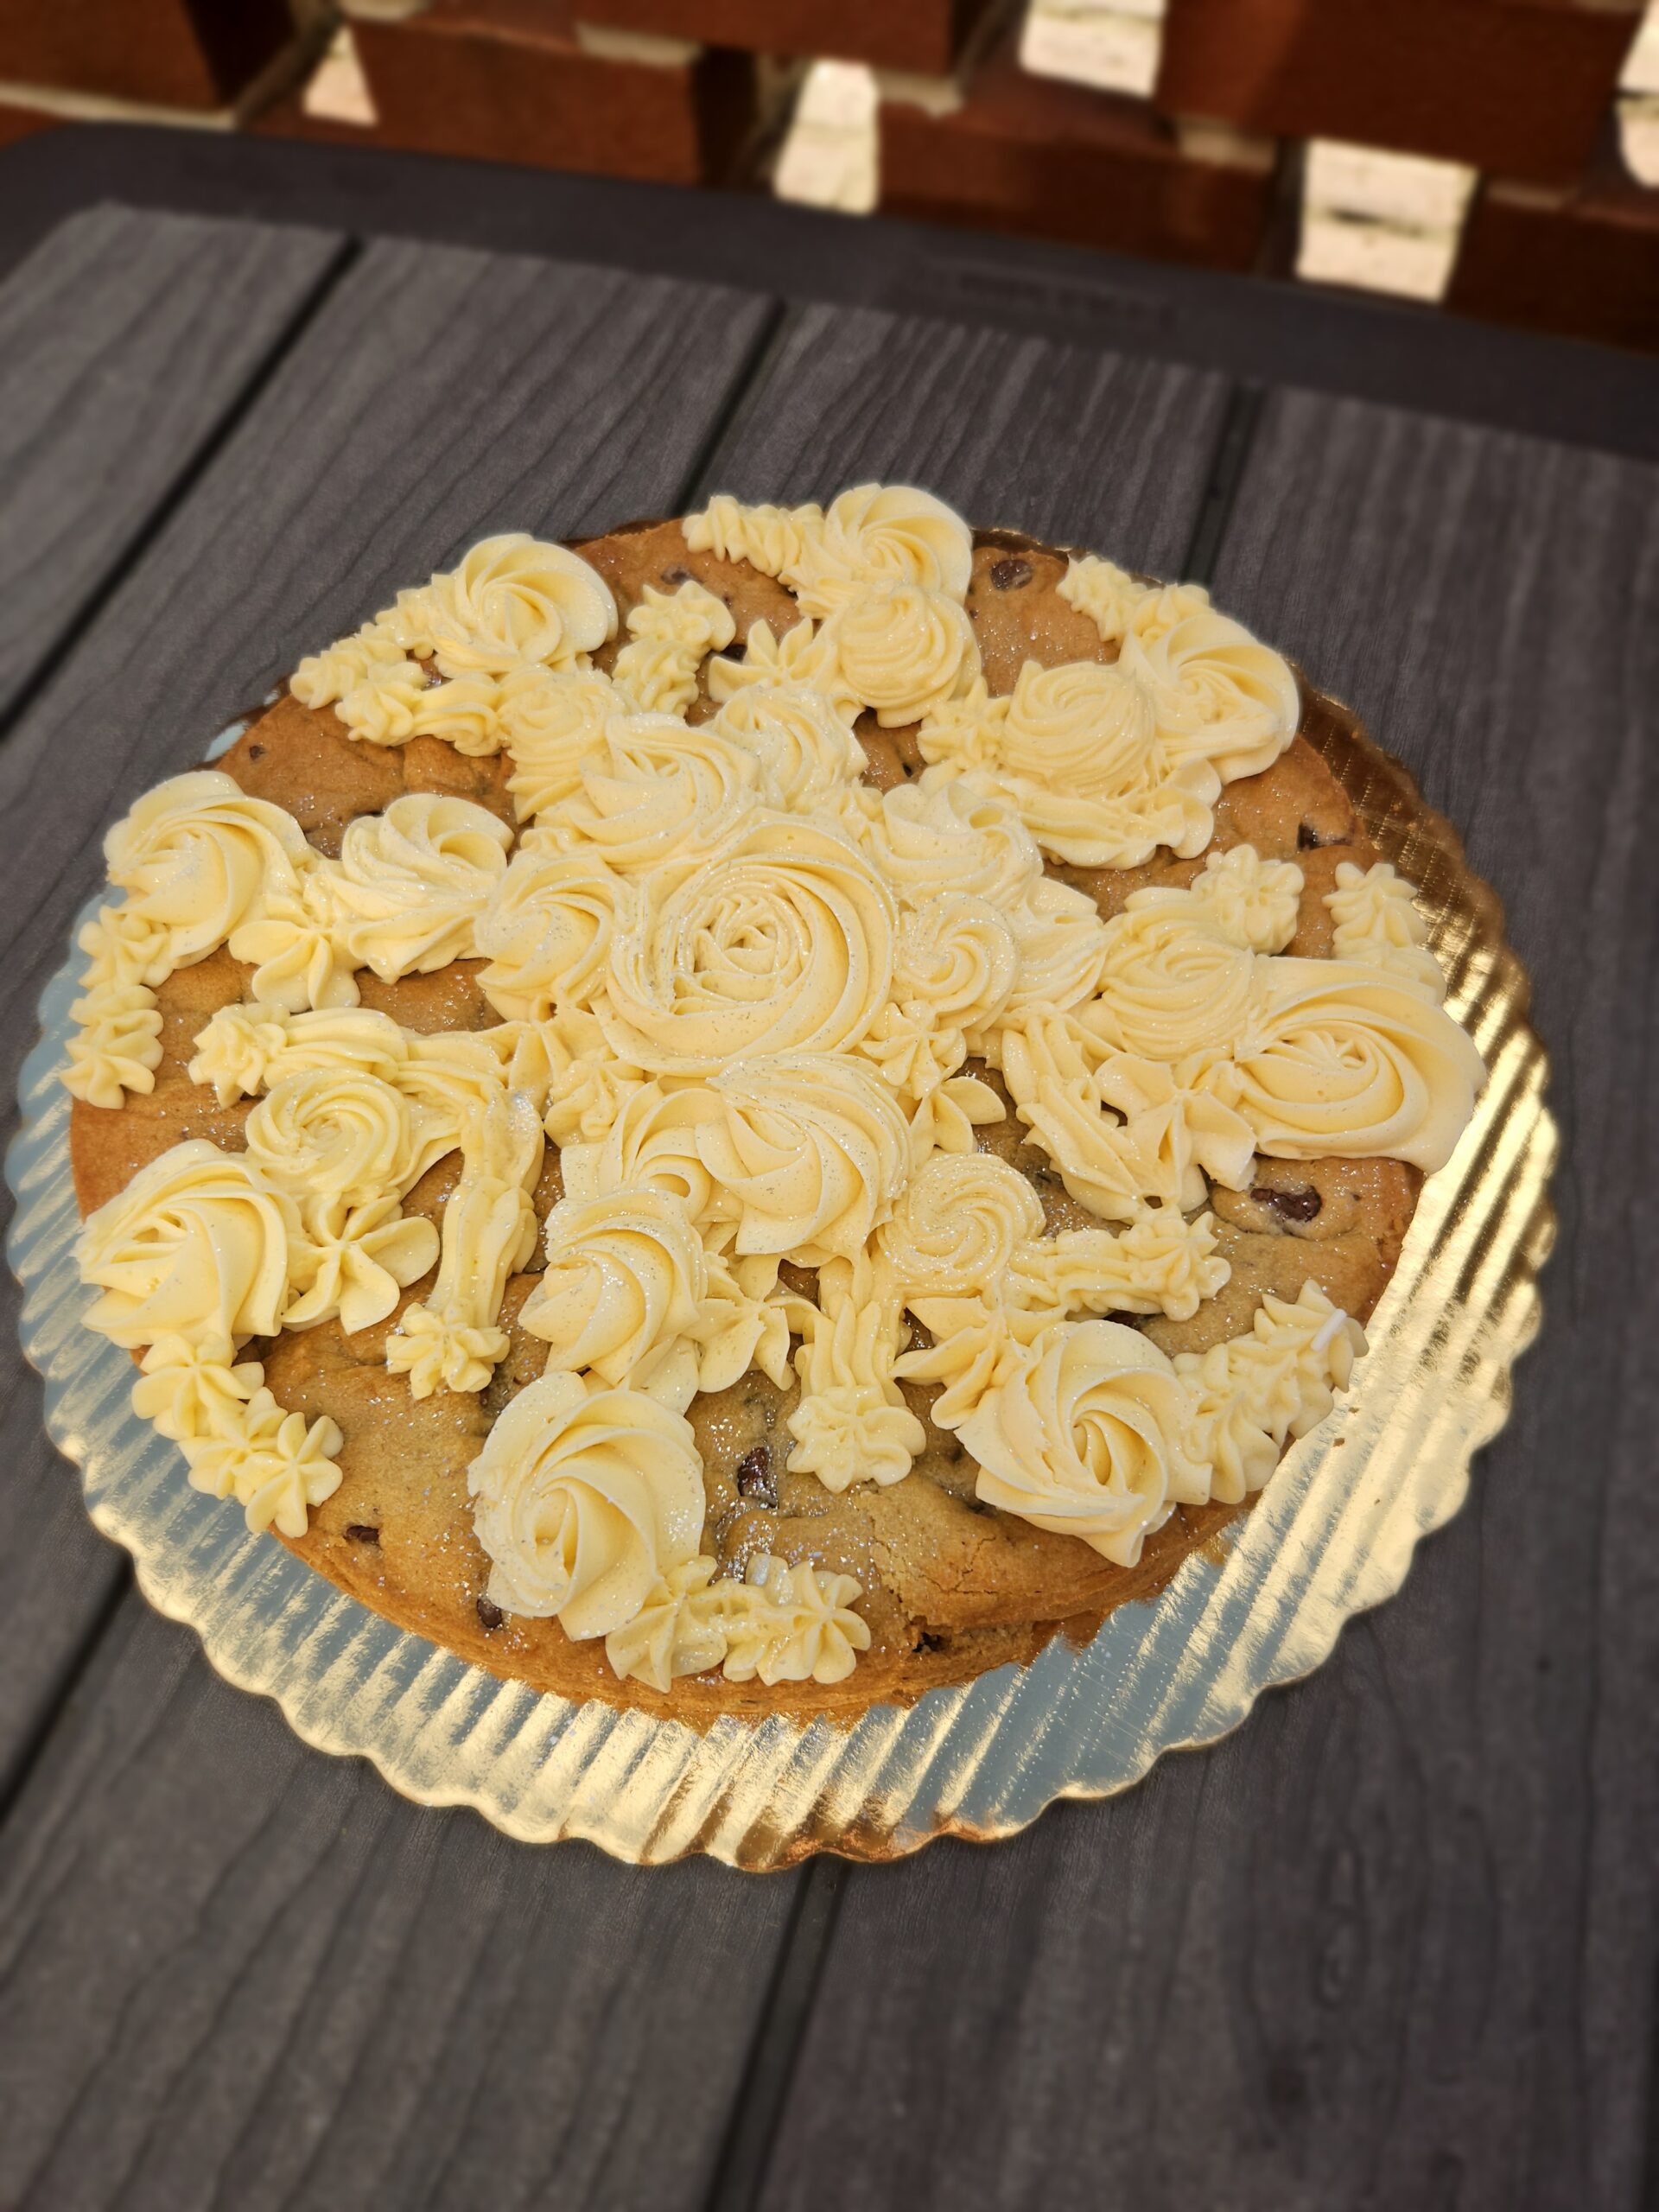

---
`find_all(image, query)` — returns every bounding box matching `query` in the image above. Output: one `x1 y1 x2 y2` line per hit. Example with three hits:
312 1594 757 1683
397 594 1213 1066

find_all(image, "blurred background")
1 0 1656 349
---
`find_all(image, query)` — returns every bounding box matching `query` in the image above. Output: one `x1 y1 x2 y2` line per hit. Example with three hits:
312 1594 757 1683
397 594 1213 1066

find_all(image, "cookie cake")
62 485 1487 1721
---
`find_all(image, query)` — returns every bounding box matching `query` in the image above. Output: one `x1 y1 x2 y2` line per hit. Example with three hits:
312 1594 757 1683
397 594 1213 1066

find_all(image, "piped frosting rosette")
67 490 1488 1698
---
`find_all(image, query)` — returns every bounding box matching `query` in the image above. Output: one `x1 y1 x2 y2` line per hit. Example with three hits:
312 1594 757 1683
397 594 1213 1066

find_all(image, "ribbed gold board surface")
7 687 1555 1868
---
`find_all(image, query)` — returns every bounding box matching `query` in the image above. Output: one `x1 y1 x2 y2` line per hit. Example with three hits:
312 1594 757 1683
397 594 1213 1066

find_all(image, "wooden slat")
0 230 775 1798
696 298 1230 576
0 1597 799 2212
0 204 341 729
0 292 1230 2208
0 226 795 2212
0 207 347 1807
754 397 1659 2211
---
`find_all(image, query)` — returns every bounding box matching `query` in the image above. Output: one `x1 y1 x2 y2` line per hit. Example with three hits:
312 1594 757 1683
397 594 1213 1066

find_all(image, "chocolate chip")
476 1595 505 1631
735 1445 777 1508
918 1630 947 1654
1252 1182 1322 1223
662 564 693 586
343 1523 379 1545
988 556 1033 592
1297 822 1323 850
247 743 265 760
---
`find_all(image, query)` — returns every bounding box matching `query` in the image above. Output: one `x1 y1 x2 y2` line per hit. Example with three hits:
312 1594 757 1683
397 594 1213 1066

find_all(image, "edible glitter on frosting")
67 492 1488 1696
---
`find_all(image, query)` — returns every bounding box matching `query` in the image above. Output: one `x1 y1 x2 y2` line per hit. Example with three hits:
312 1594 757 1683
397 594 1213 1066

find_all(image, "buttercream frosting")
386 1089 543 1396
467 1370 704 1635
71 491 1484 1684
957 1319 1209 1567
380 533 618 677
612 578 736 715
1325 859 1444 996
785 1254 924 1491
603 1552 870 1688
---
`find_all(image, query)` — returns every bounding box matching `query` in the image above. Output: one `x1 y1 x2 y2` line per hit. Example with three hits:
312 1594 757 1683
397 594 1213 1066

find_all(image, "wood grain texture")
0 206 346 1802
0 229 773 1728
754 397 1659 2212
696 297 1230 577
0 222 792 2212
0 203 340 729
0 1594 797 2212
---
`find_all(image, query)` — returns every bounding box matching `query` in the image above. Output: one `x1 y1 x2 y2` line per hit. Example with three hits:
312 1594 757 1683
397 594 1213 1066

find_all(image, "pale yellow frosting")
528 714 760 872
130 1332 264 1441
786 1254 924 1491
1179 843 1304 953
467 1370 703 1634
227 877 359 1016
382 533 618 677
75 493 1484 1642
999 1014 1255 1221
600 1556 732 1688
1325 859 1444 996
386 1090 542 1396
1117 605 1300 782
891 893 1020 1039
686 484 972 631
290 633 422 718
283 1195 438 1336
65 979 163 1108
521 1187 705 1397
537 1007 650 1147
1175 1281 1367 1502
180 1388 343 1538
603 1552 869 1688
919 664 1217 869
1084 904 1262 1062
1220 959 1485 1171
1056 554 1146 645
1006 1210 1230 1323
683 495 822 578
717 1553 871 1684
706 614 861 721
612 579 736 715
862 772 1041 912
791 483 975 617
824 580 979 728
320 794 512 981
77 1140 296 1352
601 814 896 1077
957 1319 1209 1567
875 1151 1044 1297
105 769 315 963
75 900 174 993
188 1002 410 1103
698 1052 912 1262
709 682 867 809
245 1069 418 1204
496 669 622 817
476 849 636 1020
558 1080 723 1223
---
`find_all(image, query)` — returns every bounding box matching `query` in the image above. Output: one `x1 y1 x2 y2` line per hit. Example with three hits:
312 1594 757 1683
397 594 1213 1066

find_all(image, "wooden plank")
754 397 1659 2211
0 206 346 1809
0 231 775 1800
696 297 1230 577
0 230 794 2211
0 1596 799 2212
0 296 1226 2206
0 204 341 729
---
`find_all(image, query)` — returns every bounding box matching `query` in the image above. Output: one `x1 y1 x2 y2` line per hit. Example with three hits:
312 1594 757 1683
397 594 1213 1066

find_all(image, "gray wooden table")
0 133 1653 2212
